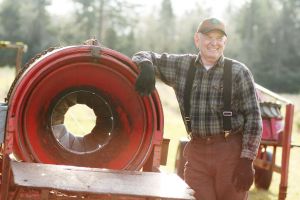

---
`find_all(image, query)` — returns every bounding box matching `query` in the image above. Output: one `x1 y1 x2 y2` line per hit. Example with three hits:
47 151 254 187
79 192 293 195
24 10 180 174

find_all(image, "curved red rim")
7 45 164 170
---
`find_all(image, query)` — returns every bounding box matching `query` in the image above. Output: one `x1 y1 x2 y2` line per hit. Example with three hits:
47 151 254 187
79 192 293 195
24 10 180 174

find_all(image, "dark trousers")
184 134 249 200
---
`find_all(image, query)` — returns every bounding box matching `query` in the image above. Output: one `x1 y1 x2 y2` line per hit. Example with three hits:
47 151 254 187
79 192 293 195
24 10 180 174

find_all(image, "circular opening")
64 104 96 137
51 91 113 153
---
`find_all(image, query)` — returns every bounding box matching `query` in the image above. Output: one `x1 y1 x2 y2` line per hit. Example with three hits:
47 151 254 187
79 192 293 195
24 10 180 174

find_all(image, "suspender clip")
224 130 231 137
185 117 190 122
223 111 232 116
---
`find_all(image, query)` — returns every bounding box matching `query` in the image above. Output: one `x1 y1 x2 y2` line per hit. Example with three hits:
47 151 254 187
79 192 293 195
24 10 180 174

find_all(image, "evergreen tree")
0 0 23 67
69 0 139 55
174 4 209 54
232 0 300 93
0 0 55 66
158 0 175 52
0 0 22 41
19 0 55 63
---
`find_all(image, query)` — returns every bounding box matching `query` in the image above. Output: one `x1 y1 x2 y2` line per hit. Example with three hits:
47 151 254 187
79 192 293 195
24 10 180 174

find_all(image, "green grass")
0 66 15 101
1 66 300 199
64 104 97 136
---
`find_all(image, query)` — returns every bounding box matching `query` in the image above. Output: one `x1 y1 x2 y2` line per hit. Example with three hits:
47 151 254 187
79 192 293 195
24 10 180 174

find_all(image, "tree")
118 28 136 57
0 0 56 66
174 4 209 54
231 0 300 93
158 0 175 52
72 0 98 41
0 0 23 41
71 0 139 53
0 0 23 67
19 0 56 64
268 0 300 93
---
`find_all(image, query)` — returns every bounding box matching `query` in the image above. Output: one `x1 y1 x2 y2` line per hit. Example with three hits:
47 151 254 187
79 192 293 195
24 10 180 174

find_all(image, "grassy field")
1 66 300 199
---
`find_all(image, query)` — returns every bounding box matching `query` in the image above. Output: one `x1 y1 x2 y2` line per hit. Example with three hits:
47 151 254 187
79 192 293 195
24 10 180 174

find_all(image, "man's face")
195 30 227 65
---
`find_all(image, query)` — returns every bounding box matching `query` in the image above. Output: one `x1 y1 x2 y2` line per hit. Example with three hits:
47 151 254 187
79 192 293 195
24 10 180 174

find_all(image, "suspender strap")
184 57 233 136
184 57 196 133
223 58 233 136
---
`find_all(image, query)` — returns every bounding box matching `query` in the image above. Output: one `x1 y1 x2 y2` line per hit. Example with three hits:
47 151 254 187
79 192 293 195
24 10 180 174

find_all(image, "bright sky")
47 0 246 21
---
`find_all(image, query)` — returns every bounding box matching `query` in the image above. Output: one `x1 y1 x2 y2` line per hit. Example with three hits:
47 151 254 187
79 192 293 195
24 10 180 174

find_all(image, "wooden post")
15 48 23 76
143 131 163 172
12 186 23 200
279 104 294 200
1 130 14 200
0 41 26 77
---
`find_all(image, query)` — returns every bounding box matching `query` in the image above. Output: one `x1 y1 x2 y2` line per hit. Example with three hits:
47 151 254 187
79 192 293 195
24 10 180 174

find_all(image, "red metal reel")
6 46 164 170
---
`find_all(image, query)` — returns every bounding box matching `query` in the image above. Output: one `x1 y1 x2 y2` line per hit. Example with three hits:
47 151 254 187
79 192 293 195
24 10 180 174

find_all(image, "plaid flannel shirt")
132 51 262 160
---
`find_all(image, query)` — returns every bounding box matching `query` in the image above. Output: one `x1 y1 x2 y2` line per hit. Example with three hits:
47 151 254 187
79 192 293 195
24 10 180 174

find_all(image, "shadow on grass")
249 188 278 200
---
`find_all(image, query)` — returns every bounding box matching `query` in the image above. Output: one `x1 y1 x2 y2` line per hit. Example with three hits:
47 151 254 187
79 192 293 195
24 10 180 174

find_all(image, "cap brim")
200 28 227 36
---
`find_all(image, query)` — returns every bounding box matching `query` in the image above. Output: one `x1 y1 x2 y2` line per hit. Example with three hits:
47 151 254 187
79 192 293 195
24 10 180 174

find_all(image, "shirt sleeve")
237 65 263 161
132 51 190 87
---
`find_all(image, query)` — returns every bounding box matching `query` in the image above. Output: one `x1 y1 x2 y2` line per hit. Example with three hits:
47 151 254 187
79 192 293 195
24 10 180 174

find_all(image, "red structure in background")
254 85 295 200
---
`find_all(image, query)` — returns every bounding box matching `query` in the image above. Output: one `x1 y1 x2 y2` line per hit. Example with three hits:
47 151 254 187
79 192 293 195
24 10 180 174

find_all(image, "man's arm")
232 64 263 192
238 67 262 161
133 51 189 87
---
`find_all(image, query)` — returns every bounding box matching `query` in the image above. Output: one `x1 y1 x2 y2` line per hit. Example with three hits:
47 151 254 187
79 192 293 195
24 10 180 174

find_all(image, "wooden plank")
253 158 281 173
41 189 50 200
10 162 195 200
260 140 279 146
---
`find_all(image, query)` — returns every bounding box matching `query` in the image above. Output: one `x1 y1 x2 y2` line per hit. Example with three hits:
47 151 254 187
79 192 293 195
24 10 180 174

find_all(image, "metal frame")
0 43 194 200
254 84 294 200
0 130 191 200
0 41 27 76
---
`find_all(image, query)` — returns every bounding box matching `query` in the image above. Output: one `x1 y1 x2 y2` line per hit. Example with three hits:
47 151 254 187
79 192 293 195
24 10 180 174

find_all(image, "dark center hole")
51 90 113 153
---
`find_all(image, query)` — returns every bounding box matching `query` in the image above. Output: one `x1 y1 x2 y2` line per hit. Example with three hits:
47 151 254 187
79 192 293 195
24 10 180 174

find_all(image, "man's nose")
210 39 217 45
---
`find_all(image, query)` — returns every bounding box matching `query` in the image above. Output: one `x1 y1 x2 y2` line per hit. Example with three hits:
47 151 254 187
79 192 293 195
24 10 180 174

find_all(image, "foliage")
158 0 175 52
69 0 140 53
0 0 299 93
230 0 300 93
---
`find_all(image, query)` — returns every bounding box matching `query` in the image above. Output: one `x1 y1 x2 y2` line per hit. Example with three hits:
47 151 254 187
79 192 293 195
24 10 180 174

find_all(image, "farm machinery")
0 40 195 199
175 83 296 200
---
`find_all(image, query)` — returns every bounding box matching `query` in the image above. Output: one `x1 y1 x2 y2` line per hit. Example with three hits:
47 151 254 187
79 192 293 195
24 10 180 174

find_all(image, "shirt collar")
195 53 225 68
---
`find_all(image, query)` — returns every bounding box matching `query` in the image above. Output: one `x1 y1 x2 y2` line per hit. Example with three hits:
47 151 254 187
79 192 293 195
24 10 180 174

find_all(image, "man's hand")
135 62 155 97
232 158 255 192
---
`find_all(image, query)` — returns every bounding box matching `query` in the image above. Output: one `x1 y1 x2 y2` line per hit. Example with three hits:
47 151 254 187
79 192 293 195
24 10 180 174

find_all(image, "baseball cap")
197 18 227 36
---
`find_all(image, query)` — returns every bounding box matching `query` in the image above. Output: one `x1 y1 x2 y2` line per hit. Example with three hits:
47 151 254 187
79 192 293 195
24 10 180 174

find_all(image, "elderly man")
132 18 262 200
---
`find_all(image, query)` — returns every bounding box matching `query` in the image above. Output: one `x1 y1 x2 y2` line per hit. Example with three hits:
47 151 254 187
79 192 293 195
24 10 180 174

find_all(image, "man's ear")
194 33 199 43
194 33 199 47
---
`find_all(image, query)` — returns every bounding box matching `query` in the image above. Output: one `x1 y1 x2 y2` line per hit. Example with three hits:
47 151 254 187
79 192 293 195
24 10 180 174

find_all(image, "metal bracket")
0 102 8 143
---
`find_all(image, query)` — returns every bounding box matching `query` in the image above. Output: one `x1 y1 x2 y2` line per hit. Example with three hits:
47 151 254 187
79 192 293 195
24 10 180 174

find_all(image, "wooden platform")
10 161 195 199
